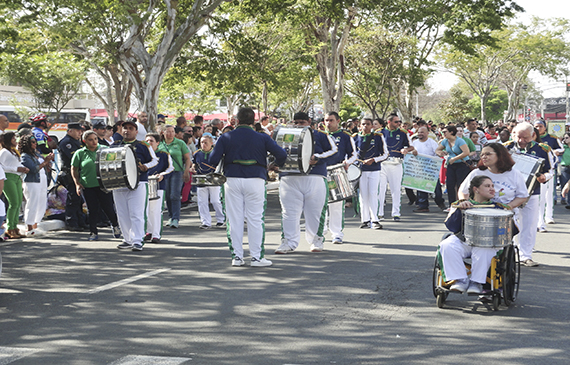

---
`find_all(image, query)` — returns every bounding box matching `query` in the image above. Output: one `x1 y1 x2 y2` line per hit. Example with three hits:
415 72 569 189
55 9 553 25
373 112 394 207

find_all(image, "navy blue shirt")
209 125 287 180
58 134 83 170
326 129 357 166
112 139 158 182
353 132 388 171
193 149 215 174
148 150 173 190
381 128 411 158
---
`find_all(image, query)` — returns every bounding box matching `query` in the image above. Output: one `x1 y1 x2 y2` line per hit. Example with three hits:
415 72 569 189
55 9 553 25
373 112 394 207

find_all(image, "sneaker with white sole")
467 281 483 294
275 242 294 254
117 242 132 249
522 259 539 267
88 233 99 241
251 257 272 267
332 237 343 244
132 243 143 251
165 219 172 227
170 219 179 228
232 257 245 266
113 226 122 238
310 243 323 252
359 221 370 229
449 278 469 293
215 222 226 228
372 221 383 229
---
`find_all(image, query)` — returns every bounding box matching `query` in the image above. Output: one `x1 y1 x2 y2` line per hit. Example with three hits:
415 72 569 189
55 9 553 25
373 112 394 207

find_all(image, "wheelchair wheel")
432 257 440 298
502 245 520 307
437 293 447 308
492 293 500 311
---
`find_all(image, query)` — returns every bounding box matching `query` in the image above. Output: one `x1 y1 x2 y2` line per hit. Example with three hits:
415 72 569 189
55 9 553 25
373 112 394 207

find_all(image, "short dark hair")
193 115 204 124
477 142 514 173
326 111 340 120
293 111 310 122
445 125 457 136
387 113 399 122
145 132 161 143
237 107 255 125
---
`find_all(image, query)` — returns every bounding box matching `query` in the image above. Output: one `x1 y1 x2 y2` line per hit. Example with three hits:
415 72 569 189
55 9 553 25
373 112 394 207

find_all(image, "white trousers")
279 175 328 250
537 178 554 229
515 195 539 261
23 171 48 226
327 201 344 241
359 170 380 223
379 163 403 218
113 182 148 245
146 190 164 239
197 186 224 226
439 234 498 284
223 178 266 260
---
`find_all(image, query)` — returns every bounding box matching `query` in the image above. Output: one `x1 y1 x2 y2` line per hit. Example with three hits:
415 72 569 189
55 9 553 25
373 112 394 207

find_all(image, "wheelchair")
432 233 520 311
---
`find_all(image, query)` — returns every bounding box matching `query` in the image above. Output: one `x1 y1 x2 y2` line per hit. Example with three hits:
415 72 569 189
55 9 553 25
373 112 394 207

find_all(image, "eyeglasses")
393 120 402 124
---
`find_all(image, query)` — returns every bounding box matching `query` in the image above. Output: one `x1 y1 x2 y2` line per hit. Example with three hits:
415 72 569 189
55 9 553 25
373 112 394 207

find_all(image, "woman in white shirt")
0 132 30 238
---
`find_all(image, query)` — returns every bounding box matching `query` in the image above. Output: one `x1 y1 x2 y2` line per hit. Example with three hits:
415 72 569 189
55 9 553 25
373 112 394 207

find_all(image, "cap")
122 120 138 129
157 114 165 119
67 122 83 130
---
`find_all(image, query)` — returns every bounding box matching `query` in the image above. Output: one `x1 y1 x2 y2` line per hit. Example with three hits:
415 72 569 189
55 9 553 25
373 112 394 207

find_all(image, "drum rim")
298 126 314 174
123 145 140 190
464 208 513 217
346 163 361 182
96 145 140 192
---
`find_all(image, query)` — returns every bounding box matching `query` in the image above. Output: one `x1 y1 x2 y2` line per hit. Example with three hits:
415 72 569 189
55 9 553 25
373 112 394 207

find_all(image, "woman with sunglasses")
20 134 54 236
436 125 471 209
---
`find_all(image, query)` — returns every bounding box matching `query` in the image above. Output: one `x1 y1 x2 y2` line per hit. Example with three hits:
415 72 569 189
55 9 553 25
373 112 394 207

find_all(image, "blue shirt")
148 150 173 190
209 125 287 180
112 140 158 182
353 132 388 171
193 149 215 174
326 129 357 166
381 128 411 158
441 138 469 163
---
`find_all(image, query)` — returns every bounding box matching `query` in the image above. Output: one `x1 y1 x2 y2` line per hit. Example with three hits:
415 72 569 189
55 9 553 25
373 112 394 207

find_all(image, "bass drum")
273 126 314 174
96 145 139 193
327 163 355 203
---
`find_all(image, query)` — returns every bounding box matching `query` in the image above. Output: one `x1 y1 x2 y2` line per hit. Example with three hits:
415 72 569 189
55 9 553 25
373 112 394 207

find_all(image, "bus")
0 105 90 140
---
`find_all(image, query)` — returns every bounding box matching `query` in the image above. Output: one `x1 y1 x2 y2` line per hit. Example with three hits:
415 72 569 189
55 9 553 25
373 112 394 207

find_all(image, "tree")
436 84 471 123
467 88 508 122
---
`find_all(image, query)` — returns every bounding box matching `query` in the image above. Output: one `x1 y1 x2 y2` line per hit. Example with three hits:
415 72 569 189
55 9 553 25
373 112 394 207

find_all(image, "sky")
429 0 570 98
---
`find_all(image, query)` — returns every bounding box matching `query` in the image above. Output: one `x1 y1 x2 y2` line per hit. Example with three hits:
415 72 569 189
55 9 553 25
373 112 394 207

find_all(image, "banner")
401 153 442 193
548 121 566 138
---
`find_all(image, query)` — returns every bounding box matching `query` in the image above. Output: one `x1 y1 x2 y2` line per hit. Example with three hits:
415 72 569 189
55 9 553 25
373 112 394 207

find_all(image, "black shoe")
437 203 447 211
407 198 416 206
359 221 370 229
371 221 383 229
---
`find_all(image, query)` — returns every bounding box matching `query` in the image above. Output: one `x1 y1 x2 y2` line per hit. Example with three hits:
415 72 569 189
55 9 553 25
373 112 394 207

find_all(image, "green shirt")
71 146 101 188
561 144 570 166
462 136 476 152
158 138 190 172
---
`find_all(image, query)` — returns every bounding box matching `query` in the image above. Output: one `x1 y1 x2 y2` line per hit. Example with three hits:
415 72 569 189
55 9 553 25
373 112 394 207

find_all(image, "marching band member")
275 112 338 254
113 120 158 251
144 133 174 244
378 114 414 221
504 122 554 267
353 118 388 230
324 112 357 244
192 133 225 230
209 107 287 267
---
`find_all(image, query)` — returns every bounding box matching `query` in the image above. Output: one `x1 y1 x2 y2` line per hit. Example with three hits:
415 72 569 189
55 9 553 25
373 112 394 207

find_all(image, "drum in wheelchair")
432 233 520 311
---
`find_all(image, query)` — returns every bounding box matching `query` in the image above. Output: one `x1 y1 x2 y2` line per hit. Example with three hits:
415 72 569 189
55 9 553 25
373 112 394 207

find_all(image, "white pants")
327 201 344 241
439 234 498 284
23 171 48 226
515 195 539 261
379 163 403 218
223 178 266 260
197 186 224 226
279 175 328 250
146 190 164 239
359 170 380 223
113 182 148 246
537 178 554 229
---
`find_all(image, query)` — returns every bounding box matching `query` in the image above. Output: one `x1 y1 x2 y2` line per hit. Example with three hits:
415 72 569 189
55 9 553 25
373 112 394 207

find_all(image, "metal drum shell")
464 209 514 248
191 173 227 187
326 163 355 203
96 146 139 193
148 176 160 200
273 126 314 174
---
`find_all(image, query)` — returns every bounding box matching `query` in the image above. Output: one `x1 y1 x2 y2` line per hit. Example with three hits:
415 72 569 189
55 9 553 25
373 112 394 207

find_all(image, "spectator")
174 126 185 140
176 116 187 129
0 114 9 134
193 115 204 128
135 112 149 141
0 164 5 239
0 132 29 238
92 121 110 146
112 120 124 142
436 125 471 209
157 114 166 125
20 135 54 236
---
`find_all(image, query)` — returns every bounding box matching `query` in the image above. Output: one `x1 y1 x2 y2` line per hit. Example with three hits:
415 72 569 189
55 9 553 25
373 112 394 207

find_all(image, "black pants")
83 187 119 234
445 162 471 204
61 173 86 227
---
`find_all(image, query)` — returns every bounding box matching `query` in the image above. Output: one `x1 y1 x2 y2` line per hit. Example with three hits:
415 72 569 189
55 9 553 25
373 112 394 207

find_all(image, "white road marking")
0 346 41 365
86 268 171 294
108 355 191 365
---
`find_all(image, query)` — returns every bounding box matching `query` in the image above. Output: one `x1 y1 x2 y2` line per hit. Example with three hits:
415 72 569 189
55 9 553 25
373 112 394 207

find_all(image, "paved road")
1 190 569 364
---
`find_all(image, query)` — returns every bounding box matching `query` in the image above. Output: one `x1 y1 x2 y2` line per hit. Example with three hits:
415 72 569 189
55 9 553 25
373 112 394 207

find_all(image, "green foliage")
467 88 508 122
437 84 472 123
339 94 362 121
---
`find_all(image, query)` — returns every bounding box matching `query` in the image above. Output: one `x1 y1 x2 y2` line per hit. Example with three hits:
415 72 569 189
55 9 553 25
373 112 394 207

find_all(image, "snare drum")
148 176 159 200
464 209 514 248
96 146 139 193
192 173 227 187
326 164 355 203
273 126 314 174
346 163 361 182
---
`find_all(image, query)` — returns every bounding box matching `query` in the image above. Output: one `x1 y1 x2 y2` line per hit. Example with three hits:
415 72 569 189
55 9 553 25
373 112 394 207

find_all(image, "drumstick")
201 162 217 170
450 203 495 208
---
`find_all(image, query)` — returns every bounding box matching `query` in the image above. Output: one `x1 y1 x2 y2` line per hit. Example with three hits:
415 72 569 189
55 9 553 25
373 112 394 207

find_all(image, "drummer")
112 120 158 251
324 112 357 244
192 133 225 230
439 176 514 294
275 112 338 254
144 133 174 243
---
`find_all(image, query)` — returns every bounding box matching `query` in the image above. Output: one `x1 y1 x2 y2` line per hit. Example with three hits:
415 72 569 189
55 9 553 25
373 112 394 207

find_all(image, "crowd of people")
0 110 568 274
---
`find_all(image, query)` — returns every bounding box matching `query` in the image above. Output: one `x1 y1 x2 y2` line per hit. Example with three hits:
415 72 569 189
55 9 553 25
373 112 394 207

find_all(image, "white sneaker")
275 242 294 254
332 237 343 244
449 278 469 293
232 257 245 267
467 281 483 294
546 219 555 224
310 243 323 252
251 257 272 267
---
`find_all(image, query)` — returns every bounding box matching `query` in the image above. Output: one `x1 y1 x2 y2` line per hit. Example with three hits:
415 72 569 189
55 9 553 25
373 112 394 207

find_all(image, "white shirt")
136 122 148 141
412 138 439 156
0 165 5 217
459 168 529 206
0 149 24 176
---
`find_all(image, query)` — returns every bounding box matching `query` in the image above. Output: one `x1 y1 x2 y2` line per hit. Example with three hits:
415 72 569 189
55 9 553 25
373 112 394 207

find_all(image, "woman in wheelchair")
439 176 513 295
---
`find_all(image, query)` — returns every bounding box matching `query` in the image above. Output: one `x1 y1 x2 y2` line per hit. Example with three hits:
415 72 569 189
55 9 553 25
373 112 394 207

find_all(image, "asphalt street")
0 190 569 364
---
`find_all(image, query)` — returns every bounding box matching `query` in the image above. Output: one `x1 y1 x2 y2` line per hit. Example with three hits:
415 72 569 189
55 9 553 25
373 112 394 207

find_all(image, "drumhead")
299 127 314 173
123 146 139 190
346 164 361 181
465 208 513 217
